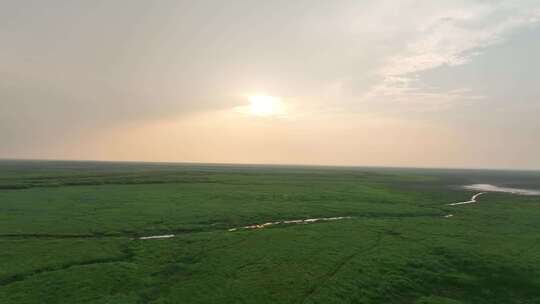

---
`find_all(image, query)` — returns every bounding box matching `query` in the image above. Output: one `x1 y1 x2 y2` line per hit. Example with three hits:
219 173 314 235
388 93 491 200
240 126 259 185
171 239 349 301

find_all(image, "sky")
1 0 540 169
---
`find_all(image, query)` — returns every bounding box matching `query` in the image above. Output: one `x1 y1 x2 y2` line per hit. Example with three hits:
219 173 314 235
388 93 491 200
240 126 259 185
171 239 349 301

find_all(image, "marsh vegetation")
1 160 539 303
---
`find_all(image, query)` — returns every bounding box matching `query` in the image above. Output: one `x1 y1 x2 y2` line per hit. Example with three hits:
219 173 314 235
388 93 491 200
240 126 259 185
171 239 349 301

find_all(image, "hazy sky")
1 0 540 169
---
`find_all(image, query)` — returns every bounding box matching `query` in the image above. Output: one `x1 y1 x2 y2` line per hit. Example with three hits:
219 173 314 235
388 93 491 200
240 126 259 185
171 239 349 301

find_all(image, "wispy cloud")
363 75 485 112
361 2 540 109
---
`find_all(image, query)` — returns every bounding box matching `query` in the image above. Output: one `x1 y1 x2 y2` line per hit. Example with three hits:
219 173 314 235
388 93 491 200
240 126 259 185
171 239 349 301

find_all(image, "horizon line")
1 157 539 173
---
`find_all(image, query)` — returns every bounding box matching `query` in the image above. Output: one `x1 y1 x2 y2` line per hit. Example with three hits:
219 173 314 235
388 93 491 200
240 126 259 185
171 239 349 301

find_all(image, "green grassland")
1 160 539 303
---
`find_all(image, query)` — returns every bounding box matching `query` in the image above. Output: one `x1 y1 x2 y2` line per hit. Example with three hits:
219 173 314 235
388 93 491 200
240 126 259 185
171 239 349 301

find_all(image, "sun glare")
247 94 284 117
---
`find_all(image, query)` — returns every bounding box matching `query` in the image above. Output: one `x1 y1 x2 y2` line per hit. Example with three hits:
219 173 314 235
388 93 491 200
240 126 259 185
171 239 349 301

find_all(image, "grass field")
1 160 540 303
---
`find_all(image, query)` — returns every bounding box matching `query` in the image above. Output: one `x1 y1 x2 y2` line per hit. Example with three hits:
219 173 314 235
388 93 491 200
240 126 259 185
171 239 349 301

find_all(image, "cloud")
362 75 486 112
360 1 540 109
381 9 539 76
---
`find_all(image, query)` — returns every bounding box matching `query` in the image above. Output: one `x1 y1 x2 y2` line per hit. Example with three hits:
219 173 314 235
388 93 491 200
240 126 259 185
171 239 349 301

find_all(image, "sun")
247 94 284 117
234 93 287 118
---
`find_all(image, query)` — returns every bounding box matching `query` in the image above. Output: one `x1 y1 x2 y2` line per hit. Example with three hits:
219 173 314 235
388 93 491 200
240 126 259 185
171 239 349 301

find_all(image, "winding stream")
138 234 175 240
138 184 540 239
228 216 352 232
449 184 540 207
137 216 352 240
449 192 487 206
